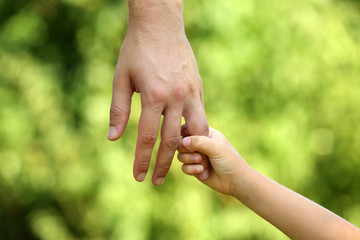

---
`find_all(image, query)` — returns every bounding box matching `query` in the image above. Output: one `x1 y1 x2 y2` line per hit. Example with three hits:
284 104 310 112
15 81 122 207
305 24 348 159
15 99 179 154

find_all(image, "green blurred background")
1 0 360 239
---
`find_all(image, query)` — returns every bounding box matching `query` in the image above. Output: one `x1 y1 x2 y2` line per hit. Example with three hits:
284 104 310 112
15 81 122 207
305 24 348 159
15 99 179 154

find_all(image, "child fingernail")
193 154 202 162
183 138 190 148
197 165 204 172
202 169 209 180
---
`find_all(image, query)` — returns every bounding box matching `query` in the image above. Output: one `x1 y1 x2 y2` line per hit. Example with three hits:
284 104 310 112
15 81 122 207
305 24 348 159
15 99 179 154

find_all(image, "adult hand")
107 0 209 186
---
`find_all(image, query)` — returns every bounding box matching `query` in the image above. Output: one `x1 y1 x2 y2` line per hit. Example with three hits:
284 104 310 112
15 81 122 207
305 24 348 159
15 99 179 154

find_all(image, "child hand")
177 126 250 196
178 127 360 240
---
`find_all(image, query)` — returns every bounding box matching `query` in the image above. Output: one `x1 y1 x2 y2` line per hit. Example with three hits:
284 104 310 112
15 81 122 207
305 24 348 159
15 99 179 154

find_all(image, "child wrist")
230 164 254 201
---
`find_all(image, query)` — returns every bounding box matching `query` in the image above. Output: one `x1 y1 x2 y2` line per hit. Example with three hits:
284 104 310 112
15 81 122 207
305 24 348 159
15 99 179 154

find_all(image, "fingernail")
136 172 147 182
201 169 209 180
193 154 202 163
107 126 118 140
183 138 190 148
155 177 165 186
197 165 204 172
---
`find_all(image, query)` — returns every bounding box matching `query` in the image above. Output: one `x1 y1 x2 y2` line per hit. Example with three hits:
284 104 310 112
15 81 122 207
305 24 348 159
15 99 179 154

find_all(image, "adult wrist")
127 0 184 33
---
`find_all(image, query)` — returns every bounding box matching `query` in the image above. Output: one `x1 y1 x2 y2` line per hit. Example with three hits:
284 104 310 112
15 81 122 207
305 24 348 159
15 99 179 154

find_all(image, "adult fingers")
182 164 204 175
177 152 203 164
152 108 182 186
108 69 133 141
183 101 210 180
181 124 190 138
133 105 163 182
183 100 209 137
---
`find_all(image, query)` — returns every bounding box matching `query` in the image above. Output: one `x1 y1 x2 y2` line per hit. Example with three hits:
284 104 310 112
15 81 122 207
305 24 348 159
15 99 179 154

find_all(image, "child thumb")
181 136 218 158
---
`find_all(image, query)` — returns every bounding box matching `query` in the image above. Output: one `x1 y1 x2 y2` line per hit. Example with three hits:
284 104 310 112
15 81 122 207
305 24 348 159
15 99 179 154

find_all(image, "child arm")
178 128 360 240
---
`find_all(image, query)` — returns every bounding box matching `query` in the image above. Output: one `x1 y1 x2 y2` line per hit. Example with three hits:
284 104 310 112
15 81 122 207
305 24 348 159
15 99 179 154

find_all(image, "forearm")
233 167 360 240
127 0 185 34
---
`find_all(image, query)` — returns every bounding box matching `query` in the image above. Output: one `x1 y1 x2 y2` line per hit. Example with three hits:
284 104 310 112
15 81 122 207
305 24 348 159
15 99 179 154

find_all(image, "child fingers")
182 164 204 175
177 152 203 164
177 139 194 153
181 136 218 158
196 153 210 181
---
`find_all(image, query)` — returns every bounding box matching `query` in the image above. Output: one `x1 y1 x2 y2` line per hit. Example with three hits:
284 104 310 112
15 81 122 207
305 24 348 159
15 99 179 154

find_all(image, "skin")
108 0 209 186
177 127 360 240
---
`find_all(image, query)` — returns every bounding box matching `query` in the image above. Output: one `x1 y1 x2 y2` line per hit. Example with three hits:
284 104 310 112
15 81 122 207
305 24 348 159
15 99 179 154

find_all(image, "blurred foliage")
1 0 360 239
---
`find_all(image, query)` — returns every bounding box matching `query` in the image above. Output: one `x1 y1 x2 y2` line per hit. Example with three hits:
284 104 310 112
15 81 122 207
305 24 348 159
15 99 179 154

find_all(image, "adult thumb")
108 71 133 141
